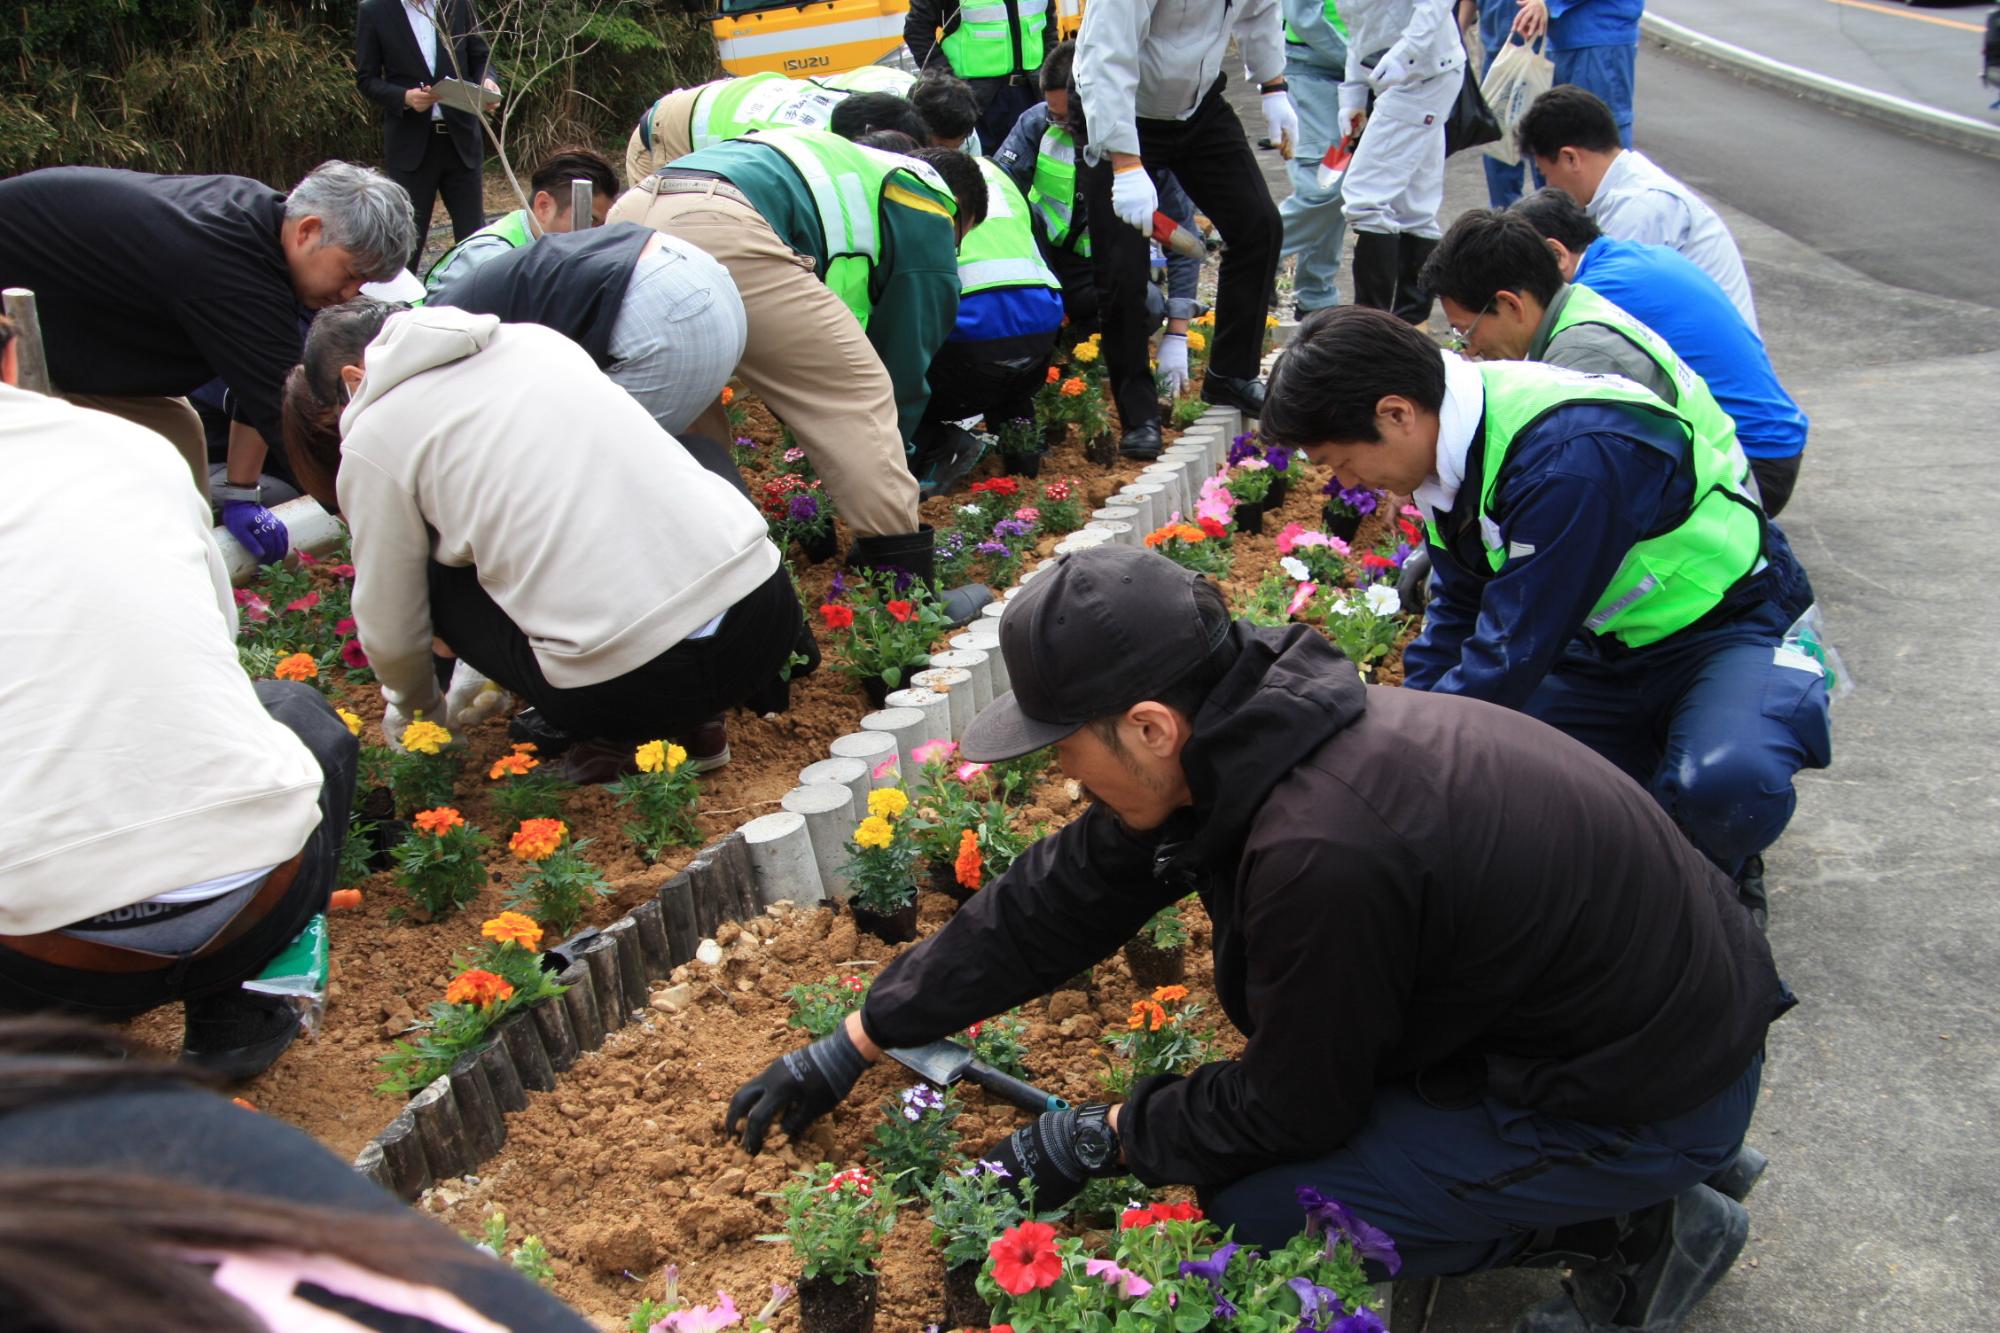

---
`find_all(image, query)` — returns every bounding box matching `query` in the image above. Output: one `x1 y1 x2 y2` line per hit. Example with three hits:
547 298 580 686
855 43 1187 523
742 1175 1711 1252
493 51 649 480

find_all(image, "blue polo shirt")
1547 0 1642 51
1575 236 1808 460
949 284 1066 344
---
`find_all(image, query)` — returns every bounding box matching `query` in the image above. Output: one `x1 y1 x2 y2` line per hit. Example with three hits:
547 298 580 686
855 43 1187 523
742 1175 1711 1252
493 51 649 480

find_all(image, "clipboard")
431 76 501 115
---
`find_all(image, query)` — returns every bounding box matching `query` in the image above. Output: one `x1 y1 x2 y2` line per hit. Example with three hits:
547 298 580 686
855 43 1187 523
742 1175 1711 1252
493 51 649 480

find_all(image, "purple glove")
223 499 289 564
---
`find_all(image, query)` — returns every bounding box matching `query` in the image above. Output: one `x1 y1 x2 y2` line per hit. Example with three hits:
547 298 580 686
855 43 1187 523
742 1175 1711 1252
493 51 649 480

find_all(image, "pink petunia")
1275 522 1309 556
296 551 318 566
955 761 990 782
330 563 356 579
341 638 369 668
286 592 320 613
653 1294 740 1332
872 756 899 781
1083 1258 1153 1300
912 738 957 766
1287 581 1318 618
335 617 357 636
233 588 270 622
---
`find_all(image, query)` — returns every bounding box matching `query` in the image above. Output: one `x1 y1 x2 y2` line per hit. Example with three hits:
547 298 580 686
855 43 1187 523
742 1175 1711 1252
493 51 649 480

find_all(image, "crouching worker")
281 301 801 781
726 544 1789 1333
0 316 356 1080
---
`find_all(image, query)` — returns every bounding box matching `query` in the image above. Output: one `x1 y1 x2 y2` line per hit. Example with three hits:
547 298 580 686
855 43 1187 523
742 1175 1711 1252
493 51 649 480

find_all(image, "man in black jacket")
727 545 1789 1333
355 0 495 271
906 0 1062 153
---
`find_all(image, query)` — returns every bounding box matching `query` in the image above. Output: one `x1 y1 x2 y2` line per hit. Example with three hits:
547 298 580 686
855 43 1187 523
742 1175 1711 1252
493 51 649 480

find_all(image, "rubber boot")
1511 1186 1750 1333
1351 230 1399 312
849 525 992 627
1394 235 1441 325
182 989 299 1082
1704 1144 1768 1202
910 421 990 499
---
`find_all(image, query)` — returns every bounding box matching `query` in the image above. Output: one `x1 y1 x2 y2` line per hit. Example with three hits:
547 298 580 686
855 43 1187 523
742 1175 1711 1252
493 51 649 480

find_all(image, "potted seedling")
929 1160 1029 1329
1036 478 1085 534
763 1165 890 1333
605 740 702 862
843 788 922 944
964 1011 1031 1078
1316 583 1408 680
785 973 871 1039
868 1084 961 1201
996 415 1043 477
818 574 953 708
1223 450 1279 534
1101 985 1219 1096
1123 901 1189 989
1321 479 1381 543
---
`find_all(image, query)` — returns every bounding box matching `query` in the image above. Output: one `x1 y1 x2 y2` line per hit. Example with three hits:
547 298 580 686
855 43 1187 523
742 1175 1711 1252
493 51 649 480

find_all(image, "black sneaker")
182 989 299 1081
1119 422 1163 460
507 707 575 758
1202 372 1266 418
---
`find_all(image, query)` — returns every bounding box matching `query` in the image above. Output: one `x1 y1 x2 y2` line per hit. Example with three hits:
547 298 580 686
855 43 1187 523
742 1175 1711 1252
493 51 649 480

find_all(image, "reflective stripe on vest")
941 0 1050 78
1546 284 1731 433
422 210 535 292
813 65 918 95
1027 122 1088 255
688 72 791 152
1286 0 1350 44
1464 362 1764 649
745 130 957 329
959 157 1063 296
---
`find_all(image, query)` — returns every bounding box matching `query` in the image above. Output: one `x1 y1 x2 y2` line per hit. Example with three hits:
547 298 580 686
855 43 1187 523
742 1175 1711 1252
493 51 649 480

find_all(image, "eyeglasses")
1446 301 1495 352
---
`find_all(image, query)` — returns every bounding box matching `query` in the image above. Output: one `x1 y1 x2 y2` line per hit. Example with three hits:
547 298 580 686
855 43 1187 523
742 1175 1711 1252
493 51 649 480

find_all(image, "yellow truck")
711 0 1084 79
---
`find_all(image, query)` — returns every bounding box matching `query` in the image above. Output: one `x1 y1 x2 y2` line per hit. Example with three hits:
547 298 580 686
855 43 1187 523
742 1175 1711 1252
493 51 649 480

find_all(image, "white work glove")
1262 90 1299 160
444 661 514 732
1157 333 1190 394
1110 163 1159 234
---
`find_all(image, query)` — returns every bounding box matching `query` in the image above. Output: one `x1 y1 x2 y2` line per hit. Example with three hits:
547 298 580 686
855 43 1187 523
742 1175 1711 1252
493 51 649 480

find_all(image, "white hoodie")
337 307 780 716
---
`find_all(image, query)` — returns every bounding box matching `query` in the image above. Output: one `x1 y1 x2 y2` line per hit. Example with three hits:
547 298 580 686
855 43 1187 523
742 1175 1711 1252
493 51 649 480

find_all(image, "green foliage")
336 814 378 892
760 1165 892 1283
1239 572 1299 628
929 1162 1030 1268
1138 902 1189 951
489 767 576 826
605 744 703 863
1101 988 1219 1097
392 820 491 920
377 937 564 1095
506 838 610 937
785 973 871 1039
869 1085 962 1201
965 1010 1031 1078
990 747 1055 806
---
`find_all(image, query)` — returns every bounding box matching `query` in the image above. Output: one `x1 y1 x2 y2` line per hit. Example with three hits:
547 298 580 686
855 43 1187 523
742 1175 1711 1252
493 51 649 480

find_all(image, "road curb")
1642 13 2000 160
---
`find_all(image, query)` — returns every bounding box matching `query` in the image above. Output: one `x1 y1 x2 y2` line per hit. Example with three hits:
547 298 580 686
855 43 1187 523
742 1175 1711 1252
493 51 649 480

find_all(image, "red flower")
989 1220 1062 1295
819 603 856 630
1362 553 1396 570
1120 1200 1204 1229
1197 515 1229 540
886 599 914 623
335 616 357 636
1397 517 1422 543
1120 1206 1157 1230
285 592 320 613
330 563 356 579
296 551 318 566
341 638 369 668
970 477 1019 497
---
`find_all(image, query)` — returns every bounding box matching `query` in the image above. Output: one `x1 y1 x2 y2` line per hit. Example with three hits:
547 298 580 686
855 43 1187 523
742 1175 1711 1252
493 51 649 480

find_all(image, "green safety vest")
684 72 855 152
940 0 1050 79
746 129 958 329
421 209 535 294
813 65 917 95
959 157 1063 296
1544 283 1735 429
1027 121 1088 256
1286 0 1350 44
1433 362 1765 649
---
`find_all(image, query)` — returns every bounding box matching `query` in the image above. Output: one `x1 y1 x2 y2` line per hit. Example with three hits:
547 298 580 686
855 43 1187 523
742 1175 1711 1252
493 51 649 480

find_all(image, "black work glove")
725 1027 868 1153
1395 546 1433 617
981 1106 1119 1212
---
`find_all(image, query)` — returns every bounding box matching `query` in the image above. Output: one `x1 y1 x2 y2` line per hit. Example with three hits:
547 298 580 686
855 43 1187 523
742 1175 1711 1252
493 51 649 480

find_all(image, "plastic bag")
244 912 330 1036
1780 604 1854 704
1481 38 1554 165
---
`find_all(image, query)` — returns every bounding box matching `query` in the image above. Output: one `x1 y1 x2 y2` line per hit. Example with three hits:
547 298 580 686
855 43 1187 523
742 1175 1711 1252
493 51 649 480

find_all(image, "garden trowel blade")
886 1038 975 1088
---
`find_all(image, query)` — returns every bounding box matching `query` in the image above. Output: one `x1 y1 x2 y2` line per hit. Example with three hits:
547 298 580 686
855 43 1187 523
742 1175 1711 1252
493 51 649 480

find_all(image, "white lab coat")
1338 0 1466 236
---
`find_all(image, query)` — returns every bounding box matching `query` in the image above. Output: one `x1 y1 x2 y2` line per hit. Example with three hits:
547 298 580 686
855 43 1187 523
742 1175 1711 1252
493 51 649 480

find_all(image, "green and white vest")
421 209 534 295
1027 121 1087 255
959 157 1062 296
940 0 1051 79
687 73 852 152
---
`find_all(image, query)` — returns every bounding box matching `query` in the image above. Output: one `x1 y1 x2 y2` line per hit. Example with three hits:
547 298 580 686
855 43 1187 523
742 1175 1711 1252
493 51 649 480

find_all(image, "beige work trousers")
61 392 208 494
607 177 919 539
625 86 706 186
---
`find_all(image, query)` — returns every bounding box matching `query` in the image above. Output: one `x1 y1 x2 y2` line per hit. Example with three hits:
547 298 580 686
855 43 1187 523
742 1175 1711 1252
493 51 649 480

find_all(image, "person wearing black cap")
724 544 1789 1331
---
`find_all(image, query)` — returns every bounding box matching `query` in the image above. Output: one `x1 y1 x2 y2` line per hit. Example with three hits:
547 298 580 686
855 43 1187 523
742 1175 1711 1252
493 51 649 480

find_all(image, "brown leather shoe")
678 717 730 773
556 738 642 785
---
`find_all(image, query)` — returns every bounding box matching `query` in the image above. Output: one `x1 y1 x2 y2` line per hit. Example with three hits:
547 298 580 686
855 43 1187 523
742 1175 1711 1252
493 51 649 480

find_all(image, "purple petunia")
977 541 1012 557
1321 480 1382 516
1227 433 1260 466
826 571 850 602
1265 444 1292 472
786 494 820 522
1288 1277 1343 1330
993 518 1032 540
1297 1187 1402 1276
1332 1310 1386 1333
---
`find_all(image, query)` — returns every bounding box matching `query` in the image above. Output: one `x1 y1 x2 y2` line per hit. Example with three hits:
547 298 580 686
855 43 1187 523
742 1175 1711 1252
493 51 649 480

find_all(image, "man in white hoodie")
0 315 357 1080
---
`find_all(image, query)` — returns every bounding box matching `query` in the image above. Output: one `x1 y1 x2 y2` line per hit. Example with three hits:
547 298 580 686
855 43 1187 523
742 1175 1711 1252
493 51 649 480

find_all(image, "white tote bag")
1481 38 1554 165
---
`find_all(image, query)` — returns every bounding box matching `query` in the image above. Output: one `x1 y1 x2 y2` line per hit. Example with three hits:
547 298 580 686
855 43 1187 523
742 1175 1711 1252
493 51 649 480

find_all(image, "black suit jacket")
355 0 490 172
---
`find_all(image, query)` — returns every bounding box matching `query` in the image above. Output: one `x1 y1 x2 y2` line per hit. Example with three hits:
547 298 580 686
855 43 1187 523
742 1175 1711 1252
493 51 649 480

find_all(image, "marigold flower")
273 652 318 682
819 603 856 630
1128 1000 1168 1031
489 751 537 780
720 385 735 406
1060 377 1086 398
1185 330 1207 354
512 742 538 755
400 719 452 755
635 739 668 773
1046 365 1061 383
509 818 568 861
445 969 514 1007
954 827 983 890
1153 984 1190 1003
413 807 465 835
1072 341 1099 363
853 814 895 850
867 787 909 820
885 599 915 623
335 708 363 737
482 911 543 952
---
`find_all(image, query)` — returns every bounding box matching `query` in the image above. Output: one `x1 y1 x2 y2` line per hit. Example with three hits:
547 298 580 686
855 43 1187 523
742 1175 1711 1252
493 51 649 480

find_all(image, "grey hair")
285 161 418 281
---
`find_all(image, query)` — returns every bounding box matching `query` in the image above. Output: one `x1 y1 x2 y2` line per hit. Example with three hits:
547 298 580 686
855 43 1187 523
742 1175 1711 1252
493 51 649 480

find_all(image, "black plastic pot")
1001 450 1044 477
941 1261 988 1329
852 898 920 945
366 812 410 872
800 525 839 565
1234 499 1267 534
798 1272 878 1333
1124 937 1186 989
1042 422 1070 453
860 675 894 710
927 857 974 902
1323 504 1364 543
1268 475 1291 510
1085 431 1119 468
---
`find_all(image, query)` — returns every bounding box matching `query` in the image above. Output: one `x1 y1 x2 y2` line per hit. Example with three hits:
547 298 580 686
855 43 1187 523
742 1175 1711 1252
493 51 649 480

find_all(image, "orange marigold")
412 807 465 835
481 911 543 952
1059 377 1086 398
953 827 983 890
489 751 538 780
720 385 735 406
1046 365 1061 384
1127 1000 1168 1032
444 969 514 1007
512 742 538 755
1153 984 1190 1004
273 652 318 682
509 818 567 861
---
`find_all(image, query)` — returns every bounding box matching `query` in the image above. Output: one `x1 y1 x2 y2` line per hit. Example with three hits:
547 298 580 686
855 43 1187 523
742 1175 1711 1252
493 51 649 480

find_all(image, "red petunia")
330 563 356 579
1197 515 1229 540
341 638 369 668
335 616 357 636
989 1220 1062 1295
1362 553 1396 569
819 603 856 630
1397 517 1421 543
286 592 320 613
886 599 914 623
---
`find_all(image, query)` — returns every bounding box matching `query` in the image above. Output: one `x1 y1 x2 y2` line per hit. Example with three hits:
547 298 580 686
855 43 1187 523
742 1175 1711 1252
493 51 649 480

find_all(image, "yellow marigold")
445 969 514 1007
481 911 543 952
1185 330 1207 354
954 828 983 890
512 742 538 755
634 739 668 773
867 787 910 820
274 652 318 682
335 708 363 737
400 719 453 756
665 743 687 772
1153 984 1190 1004
1265 313 1280 328
1072 340 1099 363
853 814 895 850
1127 1000 1168 1032
413 806 465 835
489 751 537 780
509 818 567 862
1060 377 1087 398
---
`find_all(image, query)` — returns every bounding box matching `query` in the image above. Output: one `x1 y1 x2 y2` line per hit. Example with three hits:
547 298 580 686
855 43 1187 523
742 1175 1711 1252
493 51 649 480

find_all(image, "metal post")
1 288 53 394
570 178 595 229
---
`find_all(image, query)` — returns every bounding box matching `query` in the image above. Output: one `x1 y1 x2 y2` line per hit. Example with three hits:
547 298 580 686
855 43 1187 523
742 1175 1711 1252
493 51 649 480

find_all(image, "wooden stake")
353 1140 393 1192
483 1024 535 1107
530 993 580 1073
604 918 650 1013
658 869 698 965
409 1075 470 1183
377 1108 432 1201
630 898 672 975
581 935 626 1032
559 960 604 1052
449 1049 507 1166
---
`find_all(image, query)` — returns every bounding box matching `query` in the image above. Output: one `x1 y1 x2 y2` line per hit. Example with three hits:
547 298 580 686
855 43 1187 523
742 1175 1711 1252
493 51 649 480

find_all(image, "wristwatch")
215 481 264 506
1071 1102 1121 1174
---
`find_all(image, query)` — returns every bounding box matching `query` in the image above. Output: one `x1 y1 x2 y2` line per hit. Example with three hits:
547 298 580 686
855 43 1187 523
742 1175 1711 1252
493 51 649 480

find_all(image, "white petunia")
1279 556 1310 583
1364 584 1402 617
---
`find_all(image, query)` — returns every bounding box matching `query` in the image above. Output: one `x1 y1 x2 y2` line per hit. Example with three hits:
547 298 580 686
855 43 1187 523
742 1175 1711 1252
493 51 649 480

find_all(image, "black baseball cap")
960 545 1226 762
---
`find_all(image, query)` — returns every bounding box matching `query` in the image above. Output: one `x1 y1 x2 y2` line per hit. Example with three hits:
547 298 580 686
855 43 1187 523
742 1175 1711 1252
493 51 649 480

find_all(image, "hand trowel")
887 1038 1069 1114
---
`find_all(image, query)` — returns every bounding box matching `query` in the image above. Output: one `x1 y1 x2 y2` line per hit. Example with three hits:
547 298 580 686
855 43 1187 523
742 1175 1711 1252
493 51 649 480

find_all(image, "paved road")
1651 0 2000 122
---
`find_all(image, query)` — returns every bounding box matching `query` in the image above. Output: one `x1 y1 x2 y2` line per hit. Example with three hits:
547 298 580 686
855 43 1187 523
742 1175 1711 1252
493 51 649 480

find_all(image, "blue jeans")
1479 0 1532 209
1278 55 1349 312
1522 570 1833 873
1204 1055 1762 1280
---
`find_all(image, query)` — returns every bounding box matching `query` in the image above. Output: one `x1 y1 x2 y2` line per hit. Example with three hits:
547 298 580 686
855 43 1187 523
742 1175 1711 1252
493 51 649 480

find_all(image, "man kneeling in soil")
728 544 1787 1333
0 316 357 1079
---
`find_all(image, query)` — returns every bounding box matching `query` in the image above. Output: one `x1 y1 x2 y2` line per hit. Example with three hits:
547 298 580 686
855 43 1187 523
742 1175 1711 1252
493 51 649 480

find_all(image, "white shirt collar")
1415 351 1484 523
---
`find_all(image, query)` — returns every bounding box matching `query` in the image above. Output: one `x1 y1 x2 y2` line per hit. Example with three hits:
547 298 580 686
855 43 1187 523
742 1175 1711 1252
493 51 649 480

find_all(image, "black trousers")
1749 453 1802 519
0 681 357 1020
386 124 486 271
429 561 805 742
1082 76 1281 432
971 75 1039 156
916 330 1058 441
